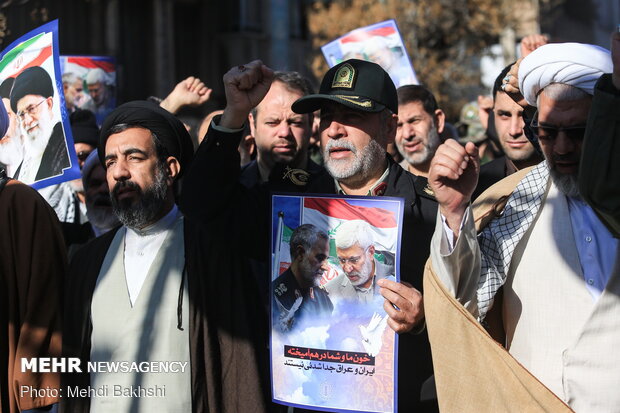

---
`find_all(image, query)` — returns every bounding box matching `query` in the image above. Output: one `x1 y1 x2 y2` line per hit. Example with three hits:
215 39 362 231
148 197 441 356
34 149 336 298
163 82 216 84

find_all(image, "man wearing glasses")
327 220 395 304
10 66 69 184
428 42 619 412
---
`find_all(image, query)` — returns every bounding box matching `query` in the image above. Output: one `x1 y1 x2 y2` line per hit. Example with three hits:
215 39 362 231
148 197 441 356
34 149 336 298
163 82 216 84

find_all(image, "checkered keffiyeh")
476 161 550 321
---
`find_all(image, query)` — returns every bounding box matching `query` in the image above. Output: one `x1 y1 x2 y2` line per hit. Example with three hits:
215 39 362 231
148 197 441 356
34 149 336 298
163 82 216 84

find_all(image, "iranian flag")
273 197 399 285
302 197 398 252
0 32 53 79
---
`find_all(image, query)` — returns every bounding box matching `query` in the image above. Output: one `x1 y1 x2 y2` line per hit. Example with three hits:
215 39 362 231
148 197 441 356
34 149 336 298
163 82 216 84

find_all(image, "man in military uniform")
326 220 395 304
182 58 437 411
272 224 333 332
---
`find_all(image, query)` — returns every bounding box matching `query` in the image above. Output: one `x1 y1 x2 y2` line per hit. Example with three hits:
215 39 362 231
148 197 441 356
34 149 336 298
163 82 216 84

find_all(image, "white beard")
22 108 54 157
0 131 24 171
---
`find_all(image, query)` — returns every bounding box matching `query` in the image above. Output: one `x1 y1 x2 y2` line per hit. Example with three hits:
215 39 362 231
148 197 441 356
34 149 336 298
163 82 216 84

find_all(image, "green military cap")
292 59 398 115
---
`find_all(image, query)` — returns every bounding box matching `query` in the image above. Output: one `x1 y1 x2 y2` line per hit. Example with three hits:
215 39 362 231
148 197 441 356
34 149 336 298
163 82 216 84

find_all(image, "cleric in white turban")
518 42 613 106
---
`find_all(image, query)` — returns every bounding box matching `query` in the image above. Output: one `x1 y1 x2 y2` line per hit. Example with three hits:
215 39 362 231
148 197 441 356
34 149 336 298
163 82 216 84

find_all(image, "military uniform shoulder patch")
274 283 287 297
331 63 355 89
283 166 310 186
423 184 435 197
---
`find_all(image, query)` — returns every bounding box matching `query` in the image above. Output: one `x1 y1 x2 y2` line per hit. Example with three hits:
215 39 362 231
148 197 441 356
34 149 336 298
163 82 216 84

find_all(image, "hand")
220 60 274 129
428 139 479 235
519 34 548 58
160 76 212 114
501 59 528 108
611 29 620 90
378 279 424 334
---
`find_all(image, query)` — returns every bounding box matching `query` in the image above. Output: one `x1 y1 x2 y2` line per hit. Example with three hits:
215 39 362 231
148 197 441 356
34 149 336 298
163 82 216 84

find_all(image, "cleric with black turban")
98 100 194 175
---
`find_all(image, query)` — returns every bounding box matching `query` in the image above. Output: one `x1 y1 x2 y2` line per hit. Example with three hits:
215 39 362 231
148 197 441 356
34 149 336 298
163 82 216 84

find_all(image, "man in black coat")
182 59 438 412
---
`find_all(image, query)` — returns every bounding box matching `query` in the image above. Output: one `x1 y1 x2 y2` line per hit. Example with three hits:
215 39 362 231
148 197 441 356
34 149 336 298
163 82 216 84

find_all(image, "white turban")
518 42 612 106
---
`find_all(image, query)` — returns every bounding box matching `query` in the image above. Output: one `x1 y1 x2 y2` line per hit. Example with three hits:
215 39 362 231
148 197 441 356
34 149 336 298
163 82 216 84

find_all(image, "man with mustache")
327 220 395 303
395 85 445 180
428 42 619 412
184 59 438 411
10 66 70 184
63 101 272 412
272 224 332 332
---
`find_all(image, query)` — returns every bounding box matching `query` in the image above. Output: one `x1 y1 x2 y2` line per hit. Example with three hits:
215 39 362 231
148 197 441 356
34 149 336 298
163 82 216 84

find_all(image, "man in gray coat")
326 220 395 303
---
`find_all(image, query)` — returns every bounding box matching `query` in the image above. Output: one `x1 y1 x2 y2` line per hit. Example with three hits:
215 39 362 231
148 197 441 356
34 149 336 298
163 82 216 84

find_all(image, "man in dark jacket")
182 59 438 412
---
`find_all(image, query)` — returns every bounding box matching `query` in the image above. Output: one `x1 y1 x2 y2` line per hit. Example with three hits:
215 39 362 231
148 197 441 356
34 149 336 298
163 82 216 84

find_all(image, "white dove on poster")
359 312 388 357
275 295 303 332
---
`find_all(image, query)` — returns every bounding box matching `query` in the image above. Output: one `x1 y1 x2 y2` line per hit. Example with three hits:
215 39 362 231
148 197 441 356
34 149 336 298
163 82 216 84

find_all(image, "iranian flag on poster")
273 197 399 286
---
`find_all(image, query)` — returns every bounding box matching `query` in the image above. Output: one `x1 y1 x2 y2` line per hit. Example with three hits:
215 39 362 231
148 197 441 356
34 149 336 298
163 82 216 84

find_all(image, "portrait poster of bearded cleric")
271 194 403 413
0 20 80 189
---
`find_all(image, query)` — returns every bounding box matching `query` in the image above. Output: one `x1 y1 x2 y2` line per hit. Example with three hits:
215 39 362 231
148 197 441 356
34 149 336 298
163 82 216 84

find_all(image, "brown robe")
62 215 274 413
0 180 65 413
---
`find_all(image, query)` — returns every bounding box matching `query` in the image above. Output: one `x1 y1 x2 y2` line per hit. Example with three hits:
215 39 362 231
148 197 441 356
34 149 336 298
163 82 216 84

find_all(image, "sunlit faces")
104 127 177 229
493 92 537 166
336 243 375 288
16 95 54 146
319 103 394 184
250 81 311 169
297 237 330 286
536 92 591 197
395 100 442 167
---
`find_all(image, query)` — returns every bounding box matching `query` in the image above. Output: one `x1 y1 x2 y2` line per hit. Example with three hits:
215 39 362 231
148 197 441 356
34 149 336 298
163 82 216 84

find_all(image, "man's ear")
45 96 54 110
248 112 257 137
367 245 375 257
165 156 181 185
434 109 446 134
385 112 398 145
294 245 305 261
243 134 256 155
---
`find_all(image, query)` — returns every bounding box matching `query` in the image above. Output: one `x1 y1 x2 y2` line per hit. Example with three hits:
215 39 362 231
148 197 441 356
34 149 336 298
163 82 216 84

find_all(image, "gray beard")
348 256 373 288
324 139 385 183
298 254 322 287
87 207 120 232
400 126 441 166
549 168 580 198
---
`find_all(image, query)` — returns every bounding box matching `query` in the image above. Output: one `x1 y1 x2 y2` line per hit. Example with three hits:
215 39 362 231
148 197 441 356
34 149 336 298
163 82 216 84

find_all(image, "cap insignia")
331 63 355 89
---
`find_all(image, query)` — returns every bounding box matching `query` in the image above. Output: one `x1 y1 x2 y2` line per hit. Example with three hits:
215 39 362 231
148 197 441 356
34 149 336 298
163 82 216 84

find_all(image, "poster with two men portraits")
271 193 404 413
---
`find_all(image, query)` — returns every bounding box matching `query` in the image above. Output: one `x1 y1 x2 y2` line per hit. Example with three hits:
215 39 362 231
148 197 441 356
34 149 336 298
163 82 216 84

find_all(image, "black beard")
110 165 168 230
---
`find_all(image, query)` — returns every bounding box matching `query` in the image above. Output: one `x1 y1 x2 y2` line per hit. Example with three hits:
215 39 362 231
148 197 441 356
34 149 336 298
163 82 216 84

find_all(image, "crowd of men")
1 27 619 413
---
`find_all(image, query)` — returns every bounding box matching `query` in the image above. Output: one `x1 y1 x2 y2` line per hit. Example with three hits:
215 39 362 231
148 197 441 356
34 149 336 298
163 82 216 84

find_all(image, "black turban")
70 109 99 147
98 101 194 177
10 66 54 113
0 77 14 99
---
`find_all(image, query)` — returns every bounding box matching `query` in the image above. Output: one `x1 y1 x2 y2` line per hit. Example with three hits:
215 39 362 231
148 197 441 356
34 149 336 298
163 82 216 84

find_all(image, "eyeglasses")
337 247 370 266
77 150 93 162
17 99 47 121
529 112 587 142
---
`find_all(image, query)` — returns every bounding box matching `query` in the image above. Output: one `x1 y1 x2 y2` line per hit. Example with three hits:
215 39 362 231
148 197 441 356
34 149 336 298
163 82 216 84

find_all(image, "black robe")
36 122 70 181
